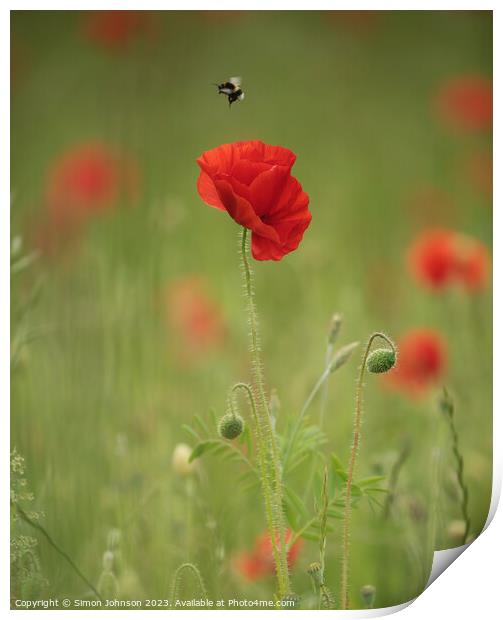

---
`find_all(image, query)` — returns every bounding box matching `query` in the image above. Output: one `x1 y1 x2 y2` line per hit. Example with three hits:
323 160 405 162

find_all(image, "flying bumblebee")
215 76 245 107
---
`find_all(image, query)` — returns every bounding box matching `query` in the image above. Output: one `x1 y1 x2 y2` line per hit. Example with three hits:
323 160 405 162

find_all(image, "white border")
4 2 498 617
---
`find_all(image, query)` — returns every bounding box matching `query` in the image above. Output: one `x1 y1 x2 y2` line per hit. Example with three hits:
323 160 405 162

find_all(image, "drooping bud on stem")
366 347 396 374
218 412 244 440
340 332 397 610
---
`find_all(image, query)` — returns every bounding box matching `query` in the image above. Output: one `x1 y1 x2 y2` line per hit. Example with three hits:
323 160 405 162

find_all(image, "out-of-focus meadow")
11 10 492 609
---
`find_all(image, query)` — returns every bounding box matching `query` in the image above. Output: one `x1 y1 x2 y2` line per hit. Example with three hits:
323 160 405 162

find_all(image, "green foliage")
10 449 47 601
184 413 256 477
10 9 492 609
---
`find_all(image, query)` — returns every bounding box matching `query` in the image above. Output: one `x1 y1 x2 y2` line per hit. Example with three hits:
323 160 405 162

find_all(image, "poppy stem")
240 227 291 600
340 332 396 609
229 382 277 554
439 388 470 545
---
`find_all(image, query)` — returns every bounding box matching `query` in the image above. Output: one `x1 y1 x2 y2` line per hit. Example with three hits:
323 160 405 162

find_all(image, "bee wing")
229 76 242 87
238 92 245 101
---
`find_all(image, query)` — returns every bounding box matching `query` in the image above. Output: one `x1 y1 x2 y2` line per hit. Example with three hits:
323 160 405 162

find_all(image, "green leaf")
326 508 344 519
284 486 309 522
194 414 210 437
299 530 320 542
357 475 387 488
182 424 201 443
189 441 219 462
350 484 363 497
330 453 346 471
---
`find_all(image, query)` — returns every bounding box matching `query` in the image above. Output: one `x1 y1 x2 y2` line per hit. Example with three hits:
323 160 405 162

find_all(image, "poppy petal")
196 171 226 211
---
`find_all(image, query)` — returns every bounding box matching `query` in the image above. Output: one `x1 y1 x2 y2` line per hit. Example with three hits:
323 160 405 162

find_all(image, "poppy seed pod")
218 413 244 440
366 348 396 374
307 561 323 587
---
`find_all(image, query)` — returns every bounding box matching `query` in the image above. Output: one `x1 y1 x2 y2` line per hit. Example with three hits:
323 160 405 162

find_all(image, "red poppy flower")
234 529 303 581
46 142 139 227
326 10 381 35
408 229 490 292
385 329 447 397
453 234 491 292
435 75 492 131
83 11 153 51
166 277 226 359
196 141 311 261
35 142 139 256
408 229 458 291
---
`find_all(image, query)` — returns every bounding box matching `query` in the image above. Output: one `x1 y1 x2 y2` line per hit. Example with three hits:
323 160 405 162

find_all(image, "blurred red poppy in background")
385 329 447 397
454 233 491 292
83 10 155 51
326 10 381 35
234 529 303 581
196 140 311 261
408 229 457 291
435 75 492 131
166 276 226 360
45 142 139 228
36 142 139 254
408 229 490 292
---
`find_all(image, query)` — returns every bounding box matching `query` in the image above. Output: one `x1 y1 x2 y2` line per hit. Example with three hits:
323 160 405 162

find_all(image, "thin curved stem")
13 502 103 602
169 562 208 607
340 332 396 609
229 382 277 551
283 366 331 472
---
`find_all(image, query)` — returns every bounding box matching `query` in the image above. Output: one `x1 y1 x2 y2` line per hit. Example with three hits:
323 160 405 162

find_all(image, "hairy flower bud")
360 584 376 608
218 413 244 440
366 348 396 374
307 561 323 587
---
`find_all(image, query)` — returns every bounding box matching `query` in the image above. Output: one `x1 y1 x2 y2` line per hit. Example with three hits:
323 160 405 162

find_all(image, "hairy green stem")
240 228 290 599
229 382 277 566
382 440 411 520
440 389 470 544
340 332 396 609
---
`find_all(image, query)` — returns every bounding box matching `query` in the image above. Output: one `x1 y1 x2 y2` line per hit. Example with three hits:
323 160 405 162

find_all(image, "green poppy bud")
366 348 396 374
307 561 323 587
218 413 244 440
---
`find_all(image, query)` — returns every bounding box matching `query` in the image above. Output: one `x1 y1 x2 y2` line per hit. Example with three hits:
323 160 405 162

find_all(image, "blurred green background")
11 10 492 609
